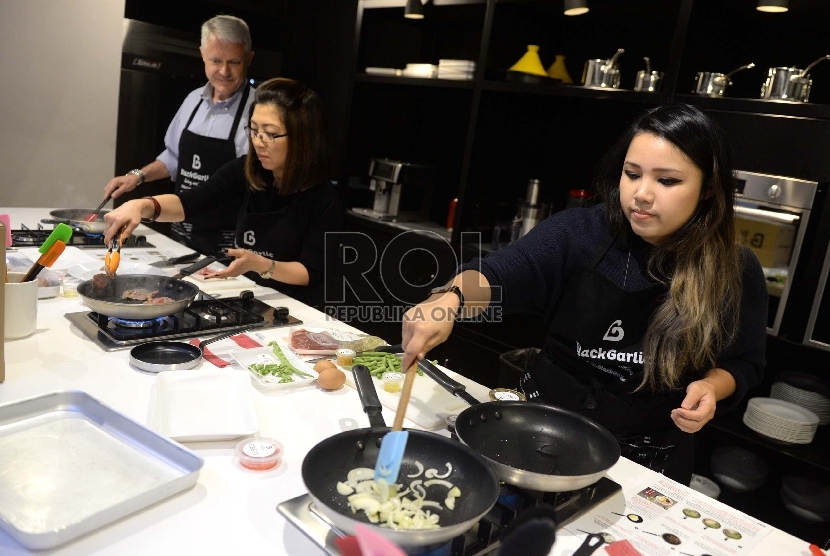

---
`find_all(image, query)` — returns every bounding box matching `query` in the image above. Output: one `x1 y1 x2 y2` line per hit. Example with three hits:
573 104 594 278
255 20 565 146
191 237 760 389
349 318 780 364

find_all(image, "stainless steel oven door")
804 245 830 351
734 170 817 336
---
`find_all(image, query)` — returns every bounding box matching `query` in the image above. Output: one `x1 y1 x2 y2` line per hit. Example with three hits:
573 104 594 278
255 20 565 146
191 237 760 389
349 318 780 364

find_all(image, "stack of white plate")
438 59 475 80
402 63 438 78
742 397 819 444
770 379 830 426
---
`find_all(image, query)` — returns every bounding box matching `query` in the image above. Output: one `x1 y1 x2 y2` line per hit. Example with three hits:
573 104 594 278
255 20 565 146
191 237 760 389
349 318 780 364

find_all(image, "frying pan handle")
573 534 605 556
353 365 386 429
374 344 403 353
178 256 217 277
418 359 483 406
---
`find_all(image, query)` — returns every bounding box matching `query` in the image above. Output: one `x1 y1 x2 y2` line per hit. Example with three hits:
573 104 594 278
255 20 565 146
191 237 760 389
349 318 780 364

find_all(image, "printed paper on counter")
564 476 772 556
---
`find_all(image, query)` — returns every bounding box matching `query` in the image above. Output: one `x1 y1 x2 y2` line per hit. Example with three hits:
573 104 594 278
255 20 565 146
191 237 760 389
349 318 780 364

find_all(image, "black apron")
171 86 249 256
518 237 695 484
233 187 324 308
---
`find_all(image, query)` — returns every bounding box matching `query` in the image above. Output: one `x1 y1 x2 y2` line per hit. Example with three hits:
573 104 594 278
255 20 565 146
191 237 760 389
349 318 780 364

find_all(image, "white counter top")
0 209 811 556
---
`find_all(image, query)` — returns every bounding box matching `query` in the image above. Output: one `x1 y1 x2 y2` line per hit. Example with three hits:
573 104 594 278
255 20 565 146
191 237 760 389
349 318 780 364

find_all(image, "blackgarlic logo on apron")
603 319 624 341
243 230 256 246
575 319 644 368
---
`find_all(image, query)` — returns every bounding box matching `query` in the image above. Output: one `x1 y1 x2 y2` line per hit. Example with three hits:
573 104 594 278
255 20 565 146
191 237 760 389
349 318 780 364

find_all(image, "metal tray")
0 390 204 550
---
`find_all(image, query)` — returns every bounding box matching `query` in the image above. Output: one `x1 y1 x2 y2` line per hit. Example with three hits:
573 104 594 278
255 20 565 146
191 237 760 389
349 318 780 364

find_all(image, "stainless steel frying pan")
42 209 109 234
76 258 216 319
77 275 200 319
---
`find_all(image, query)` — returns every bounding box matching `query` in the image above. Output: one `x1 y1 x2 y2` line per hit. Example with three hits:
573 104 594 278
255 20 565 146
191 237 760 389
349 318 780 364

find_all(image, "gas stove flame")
109 316 166 329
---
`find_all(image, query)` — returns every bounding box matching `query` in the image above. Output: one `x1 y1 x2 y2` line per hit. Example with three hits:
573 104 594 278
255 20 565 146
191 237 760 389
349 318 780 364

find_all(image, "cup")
4 272 38 339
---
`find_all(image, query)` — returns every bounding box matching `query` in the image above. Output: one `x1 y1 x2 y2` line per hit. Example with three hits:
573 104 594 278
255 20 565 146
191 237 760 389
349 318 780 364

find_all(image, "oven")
733 170 819 336
801 210 830 352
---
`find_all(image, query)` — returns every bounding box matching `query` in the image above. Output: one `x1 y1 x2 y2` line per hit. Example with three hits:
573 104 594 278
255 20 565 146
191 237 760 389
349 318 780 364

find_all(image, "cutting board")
341 363 487 430
182 262 257 291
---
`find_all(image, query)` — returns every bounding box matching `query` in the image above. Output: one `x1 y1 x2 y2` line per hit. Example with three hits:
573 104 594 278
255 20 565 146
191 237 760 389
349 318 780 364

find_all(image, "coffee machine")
353 158 435 222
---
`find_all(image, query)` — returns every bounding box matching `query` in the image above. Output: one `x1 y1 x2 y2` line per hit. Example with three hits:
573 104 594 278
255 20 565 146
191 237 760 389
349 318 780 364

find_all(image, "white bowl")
37 285 60 299
713 473 762 492
781 491 830 523
690 474 720 499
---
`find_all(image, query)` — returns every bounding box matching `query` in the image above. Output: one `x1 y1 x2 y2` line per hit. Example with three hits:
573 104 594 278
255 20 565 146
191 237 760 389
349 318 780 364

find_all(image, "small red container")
235 437 282 471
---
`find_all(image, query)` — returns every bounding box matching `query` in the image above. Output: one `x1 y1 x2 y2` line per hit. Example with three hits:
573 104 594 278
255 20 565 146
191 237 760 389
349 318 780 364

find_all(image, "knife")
149 251 201 267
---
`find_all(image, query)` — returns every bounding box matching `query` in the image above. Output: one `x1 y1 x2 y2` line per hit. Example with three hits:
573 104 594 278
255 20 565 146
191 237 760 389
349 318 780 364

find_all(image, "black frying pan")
301 365 501 548
129 325 254 372
416 356 620 492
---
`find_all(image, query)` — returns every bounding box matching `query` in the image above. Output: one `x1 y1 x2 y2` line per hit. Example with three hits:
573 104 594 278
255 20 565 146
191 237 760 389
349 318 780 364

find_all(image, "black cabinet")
333 0 830 541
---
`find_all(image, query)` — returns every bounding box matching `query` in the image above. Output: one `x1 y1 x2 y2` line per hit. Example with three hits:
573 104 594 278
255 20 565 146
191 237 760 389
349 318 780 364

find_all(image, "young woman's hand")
670 380 718 433
102 200 146 244
201 248 263 279
400 299 458 371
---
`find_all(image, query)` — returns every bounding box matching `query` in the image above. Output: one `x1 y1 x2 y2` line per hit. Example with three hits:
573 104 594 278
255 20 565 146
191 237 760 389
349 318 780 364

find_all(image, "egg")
318 368 346 390
314 360 336 373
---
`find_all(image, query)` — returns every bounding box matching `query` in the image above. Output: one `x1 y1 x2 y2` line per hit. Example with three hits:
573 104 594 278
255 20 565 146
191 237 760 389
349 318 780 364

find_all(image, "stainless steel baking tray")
0 390 204 550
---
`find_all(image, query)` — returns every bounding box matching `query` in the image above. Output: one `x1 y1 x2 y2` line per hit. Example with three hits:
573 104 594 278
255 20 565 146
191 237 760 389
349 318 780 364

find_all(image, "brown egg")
314 360 336 373
318 368 346 390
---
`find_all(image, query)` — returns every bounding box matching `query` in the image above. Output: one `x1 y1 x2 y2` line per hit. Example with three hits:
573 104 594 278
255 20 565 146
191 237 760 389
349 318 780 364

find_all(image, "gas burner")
109 316 166 329
278 477 623 556
65 292 302 351
11 227 154 248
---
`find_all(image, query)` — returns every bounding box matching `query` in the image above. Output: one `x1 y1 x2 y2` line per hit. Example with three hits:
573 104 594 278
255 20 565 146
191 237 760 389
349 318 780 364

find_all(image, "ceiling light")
405 0 424 19
757 0 788 12
564 0 589 16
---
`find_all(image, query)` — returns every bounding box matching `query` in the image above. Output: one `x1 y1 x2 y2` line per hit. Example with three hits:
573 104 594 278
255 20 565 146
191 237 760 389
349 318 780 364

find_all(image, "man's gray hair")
201 15 251 53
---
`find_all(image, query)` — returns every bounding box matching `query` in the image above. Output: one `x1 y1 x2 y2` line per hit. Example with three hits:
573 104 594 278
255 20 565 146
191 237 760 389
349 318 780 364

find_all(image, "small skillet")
130 325 255 372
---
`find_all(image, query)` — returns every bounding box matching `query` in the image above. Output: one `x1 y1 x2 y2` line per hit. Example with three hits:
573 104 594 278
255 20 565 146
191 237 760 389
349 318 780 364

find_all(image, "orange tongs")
105 227 126 276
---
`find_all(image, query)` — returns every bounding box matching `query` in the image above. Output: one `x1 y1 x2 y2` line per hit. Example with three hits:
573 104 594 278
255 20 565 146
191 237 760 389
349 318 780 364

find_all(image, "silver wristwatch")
128 169 145 185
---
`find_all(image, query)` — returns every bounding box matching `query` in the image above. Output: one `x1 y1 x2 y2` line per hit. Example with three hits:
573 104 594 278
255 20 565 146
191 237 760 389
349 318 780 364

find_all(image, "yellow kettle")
509 45 548 76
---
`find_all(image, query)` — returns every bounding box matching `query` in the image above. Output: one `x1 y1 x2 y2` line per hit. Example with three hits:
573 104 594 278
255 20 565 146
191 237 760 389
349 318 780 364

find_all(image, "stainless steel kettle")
760 55 830 102
693 63 755 97
634 57 663 92
583 48 624 89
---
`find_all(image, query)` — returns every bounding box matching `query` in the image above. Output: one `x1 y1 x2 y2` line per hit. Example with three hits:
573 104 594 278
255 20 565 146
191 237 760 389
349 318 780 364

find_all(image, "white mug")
4 272 38 339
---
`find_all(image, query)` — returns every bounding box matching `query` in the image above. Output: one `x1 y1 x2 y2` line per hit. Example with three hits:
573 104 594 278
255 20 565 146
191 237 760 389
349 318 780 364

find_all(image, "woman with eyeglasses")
103 77 342 307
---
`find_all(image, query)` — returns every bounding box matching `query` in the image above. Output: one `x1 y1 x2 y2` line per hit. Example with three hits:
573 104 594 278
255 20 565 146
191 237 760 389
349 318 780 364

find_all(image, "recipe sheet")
564 476 772 556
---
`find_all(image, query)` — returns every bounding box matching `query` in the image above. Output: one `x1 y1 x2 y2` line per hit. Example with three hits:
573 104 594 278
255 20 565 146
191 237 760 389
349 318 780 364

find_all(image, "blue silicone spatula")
374 360 418 484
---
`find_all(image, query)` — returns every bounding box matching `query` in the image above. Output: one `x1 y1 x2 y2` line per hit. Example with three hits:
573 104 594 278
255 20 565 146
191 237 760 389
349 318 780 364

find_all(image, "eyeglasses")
244 125 287 144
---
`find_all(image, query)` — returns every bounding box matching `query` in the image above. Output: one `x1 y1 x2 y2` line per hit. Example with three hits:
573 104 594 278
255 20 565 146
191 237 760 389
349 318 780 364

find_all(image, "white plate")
747 397 819 425
231 344 318 390
149 369 259 442
68 261 166 281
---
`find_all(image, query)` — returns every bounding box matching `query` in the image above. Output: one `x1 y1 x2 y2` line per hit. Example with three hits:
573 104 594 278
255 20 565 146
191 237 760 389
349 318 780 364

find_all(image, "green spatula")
374 360 418 484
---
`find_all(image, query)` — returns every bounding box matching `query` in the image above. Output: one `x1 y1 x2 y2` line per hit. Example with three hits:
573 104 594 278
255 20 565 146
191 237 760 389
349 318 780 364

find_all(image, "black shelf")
703 404 830 480
354 73 475 89
706 467 830 547
481 80 664 103
677 94 830 121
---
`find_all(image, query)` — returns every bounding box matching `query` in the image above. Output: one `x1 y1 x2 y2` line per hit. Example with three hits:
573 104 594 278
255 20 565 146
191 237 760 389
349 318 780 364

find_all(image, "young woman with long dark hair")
401 104 767 483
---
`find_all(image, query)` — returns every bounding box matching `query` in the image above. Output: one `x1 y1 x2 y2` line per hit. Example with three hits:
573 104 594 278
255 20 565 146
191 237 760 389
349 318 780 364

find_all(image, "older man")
103 15 255 256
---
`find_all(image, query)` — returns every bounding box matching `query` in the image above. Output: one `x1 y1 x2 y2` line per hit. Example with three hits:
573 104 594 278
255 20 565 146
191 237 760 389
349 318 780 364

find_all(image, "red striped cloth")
188 339 230 368
230 334 262 348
